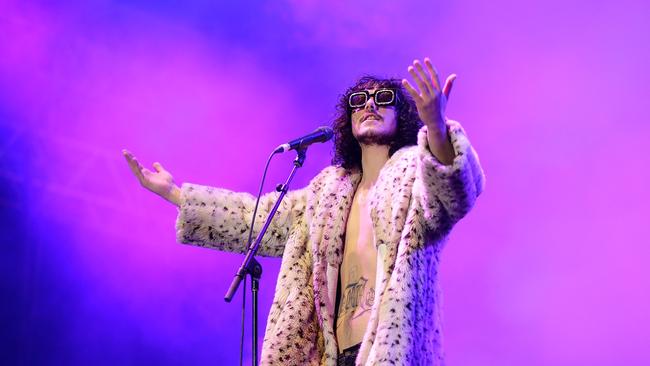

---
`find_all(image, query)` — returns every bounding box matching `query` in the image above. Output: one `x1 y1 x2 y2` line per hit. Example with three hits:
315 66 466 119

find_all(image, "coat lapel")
309 151 416 362
358 149 417 362
310 167 360 360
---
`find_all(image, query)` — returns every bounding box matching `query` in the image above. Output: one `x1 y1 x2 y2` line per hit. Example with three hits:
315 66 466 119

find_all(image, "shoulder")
388 143 420 169
392 123 464 163
310 165 358 186
303 165 361 206
390 125 431 162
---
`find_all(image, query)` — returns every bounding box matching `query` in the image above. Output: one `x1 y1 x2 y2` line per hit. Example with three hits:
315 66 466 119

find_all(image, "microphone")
274 126 334 153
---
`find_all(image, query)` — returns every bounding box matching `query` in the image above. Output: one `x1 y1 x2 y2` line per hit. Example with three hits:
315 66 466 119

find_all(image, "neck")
359 144 390 188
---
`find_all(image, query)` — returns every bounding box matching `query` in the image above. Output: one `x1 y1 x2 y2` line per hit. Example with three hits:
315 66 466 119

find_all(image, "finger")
408 65 428 97
153 162 165 173
424 58 441 91
122 149 136 165
413 60 434 96
123 152 146 181
401 79 421 101
127 158 146 182
424 58 442 92
443 74 457 99
122 150 138 169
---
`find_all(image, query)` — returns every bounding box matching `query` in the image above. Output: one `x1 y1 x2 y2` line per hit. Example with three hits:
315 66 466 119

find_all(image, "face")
350 88 398 146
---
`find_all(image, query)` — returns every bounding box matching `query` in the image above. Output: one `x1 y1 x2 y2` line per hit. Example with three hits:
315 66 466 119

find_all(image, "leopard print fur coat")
176 121 485 365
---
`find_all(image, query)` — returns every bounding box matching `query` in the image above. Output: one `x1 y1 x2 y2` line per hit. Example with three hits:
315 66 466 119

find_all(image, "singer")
123 58 485 365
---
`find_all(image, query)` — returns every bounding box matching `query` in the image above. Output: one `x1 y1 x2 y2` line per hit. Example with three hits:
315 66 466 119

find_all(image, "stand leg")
252 277 259 366
250 258 262 366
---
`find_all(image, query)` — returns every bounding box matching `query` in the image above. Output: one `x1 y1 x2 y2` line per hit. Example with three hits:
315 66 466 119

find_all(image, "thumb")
443 74 457 99
152 162 165 173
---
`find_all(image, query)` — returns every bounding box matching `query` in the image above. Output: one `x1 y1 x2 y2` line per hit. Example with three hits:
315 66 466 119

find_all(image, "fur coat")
175 121 485 365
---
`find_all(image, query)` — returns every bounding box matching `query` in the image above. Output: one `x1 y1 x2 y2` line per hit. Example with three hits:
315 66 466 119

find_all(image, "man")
124 58 484 365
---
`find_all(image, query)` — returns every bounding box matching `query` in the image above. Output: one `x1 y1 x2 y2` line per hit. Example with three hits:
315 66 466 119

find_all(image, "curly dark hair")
331 75 423 170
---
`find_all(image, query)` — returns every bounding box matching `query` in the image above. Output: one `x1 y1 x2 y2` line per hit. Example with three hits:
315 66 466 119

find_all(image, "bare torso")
336 186 378 352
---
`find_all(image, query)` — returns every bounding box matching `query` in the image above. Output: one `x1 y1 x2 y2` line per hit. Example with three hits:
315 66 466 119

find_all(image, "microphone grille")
316 126 334 139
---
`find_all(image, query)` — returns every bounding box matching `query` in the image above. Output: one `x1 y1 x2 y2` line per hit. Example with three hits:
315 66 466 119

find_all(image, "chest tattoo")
339 276 375 320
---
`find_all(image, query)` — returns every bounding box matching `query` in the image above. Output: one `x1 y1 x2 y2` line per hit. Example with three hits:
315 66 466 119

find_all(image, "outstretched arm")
176 184 307 257
122 149 306 257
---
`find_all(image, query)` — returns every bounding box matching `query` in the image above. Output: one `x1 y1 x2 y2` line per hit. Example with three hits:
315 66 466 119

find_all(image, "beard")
355 128 396 146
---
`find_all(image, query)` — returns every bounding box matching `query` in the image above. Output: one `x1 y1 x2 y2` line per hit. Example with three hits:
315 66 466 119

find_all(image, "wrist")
167 184 182 207
426 122 449 142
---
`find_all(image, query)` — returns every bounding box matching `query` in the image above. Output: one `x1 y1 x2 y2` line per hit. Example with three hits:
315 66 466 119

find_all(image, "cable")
239 150 278 366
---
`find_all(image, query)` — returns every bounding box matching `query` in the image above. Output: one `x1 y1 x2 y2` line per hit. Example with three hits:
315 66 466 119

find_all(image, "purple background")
1 0 649 365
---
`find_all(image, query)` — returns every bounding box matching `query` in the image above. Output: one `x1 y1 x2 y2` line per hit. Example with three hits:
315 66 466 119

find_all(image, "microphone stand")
224 147 307 366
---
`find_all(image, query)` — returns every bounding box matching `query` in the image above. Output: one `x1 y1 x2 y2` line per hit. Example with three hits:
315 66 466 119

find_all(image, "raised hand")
122 149 181 206
401 57 456 135
402 57 457 165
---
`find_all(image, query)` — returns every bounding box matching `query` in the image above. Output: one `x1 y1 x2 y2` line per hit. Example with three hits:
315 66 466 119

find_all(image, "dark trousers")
337 343 361 366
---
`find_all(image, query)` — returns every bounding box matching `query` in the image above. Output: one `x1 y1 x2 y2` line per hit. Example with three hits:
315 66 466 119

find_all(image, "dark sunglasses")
348 89 396 109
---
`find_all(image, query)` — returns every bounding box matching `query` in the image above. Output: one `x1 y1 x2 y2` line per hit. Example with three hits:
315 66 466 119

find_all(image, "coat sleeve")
415 120 485 228
175 183 307 257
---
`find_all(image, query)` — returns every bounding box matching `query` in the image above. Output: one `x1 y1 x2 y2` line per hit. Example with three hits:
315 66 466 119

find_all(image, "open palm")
123 149 179 204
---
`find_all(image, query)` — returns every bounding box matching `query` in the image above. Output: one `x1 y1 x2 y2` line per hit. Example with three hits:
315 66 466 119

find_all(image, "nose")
364 96 377 111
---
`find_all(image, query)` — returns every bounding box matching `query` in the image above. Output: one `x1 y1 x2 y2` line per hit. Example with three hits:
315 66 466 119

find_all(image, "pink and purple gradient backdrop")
1 0 649 364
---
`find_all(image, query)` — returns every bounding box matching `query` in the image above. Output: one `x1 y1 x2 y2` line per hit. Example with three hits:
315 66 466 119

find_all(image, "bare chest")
336 188 378 350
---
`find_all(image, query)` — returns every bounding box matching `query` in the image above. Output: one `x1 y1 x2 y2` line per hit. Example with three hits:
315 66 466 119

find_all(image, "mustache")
362 113 382 122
